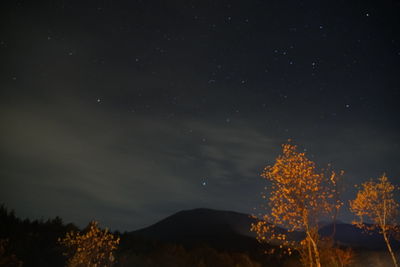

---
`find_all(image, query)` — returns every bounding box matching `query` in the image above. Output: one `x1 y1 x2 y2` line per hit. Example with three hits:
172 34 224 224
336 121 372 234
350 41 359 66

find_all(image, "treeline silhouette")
0 204 77 266
2 204 398 267
0 204 282 267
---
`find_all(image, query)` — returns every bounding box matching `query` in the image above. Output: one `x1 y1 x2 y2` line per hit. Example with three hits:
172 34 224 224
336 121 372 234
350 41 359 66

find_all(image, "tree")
59 221 120 267
251 142 342 267
350 174 399 267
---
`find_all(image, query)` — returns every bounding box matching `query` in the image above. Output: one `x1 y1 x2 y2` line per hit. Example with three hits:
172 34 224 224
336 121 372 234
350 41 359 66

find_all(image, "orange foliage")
59 221 120 267
317 237 354 267
350 174 399 267
251 142 343 267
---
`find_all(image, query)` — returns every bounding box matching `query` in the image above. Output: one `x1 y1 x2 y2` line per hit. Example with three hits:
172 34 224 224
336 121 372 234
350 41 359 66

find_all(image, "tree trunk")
307 231 321 267
307 237 313 267
383 232 398 267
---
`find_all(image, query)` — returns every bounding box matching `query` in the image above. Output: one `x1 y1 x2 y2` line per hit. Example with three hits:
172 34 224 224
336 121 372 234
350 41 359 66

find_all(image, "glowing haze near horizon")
1 0 399 230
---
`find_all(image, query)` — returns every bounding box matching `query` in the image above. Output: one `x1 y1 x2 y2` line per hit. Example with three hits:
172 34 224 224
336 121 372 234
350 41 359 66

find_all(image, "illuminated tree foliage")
350 174 399 267
314 237 354 267
59 221 120 267
251 142 343 267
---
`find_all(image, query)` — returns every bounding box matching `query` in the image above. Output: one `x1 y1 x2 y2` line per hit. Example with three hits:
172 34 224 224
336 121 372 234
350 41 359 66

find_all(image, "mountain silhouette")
320 223 399 249
130 208 261 251
130 208 398 250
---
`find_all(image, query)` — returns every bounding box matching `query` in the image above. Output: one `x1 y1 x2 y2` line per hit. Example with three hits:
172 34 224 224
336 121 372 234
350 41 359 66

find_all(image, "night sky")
1 0 400 231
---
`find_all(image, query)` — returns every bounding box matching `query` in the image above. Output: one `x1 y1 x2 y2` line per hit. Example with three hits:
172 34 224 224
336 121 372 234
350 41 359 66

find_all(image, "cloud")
0 99 280 230
1 89 398 230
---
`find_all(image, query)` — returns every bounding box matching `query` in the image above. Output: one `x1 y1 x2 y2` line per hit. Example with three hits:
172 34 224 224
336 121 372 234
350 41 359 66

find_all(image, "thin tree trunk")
383 232 398 267
381 198 398 267
307 237 313 267
307 231 321 267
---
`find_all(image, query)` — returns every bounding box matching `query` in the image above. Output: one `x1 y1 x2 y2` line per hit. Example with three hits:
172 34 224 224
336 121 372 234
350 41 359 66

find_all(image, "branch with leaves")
59 221 120 267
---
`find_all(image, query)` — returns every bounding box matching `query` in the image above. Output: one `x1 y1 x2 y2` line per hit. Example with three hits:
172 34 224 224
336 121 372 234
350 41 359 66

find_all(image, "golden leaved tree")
251 142 343 267
59 221 120 267
350 174 399 267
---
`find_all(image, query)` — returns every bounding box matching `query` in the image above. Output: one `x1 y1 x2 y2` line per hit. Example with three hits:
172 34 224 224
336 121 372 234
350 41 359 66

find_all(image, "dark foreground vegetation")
0 204 278 267
1 204 400 267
